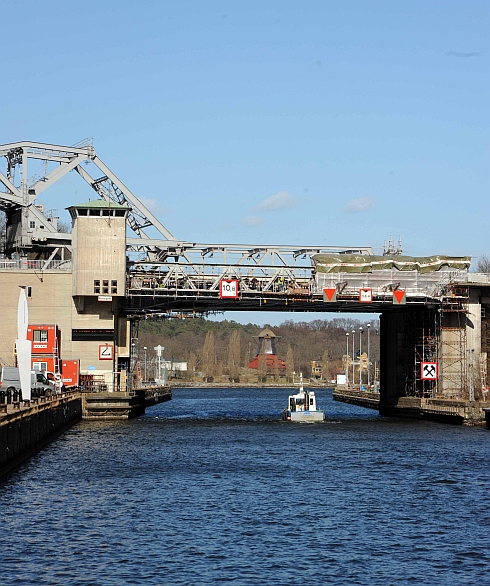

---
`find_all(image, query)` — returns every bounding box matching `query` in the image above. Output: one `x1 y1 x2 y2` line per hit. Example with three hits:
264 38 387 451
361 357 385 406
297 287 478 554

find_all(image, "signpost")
421 362 438 380
323 288 337 302
359 288 373 303
220 279 239 299
154 344 165 384
99 344 114 360
393 290 406 305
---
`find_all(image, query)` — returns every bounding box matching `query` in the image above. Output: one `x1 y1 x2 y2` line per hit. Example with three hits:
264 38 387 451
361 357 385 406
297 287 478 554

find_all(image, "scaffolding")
406 310 438 398
438 286 469 399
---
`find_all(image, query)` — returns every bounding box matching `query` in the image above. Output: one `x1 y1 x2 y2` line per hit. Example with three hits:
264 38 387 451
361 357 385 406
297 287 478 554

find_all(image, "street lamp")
367 324 371 390
352 330 356 388
143 347 147 383
359 327 363 387
345 332 349 387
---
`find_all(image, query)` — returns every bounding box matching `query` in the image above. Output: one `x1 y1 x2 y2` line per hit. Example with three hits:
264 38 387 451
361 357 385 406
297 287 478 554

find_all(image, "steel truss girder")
0 140 374 271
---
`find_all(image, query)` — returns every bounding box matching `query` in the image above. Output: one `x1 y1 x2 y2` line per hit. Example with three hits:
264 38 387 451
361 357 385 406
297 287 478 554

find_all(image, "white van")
0 367 56 397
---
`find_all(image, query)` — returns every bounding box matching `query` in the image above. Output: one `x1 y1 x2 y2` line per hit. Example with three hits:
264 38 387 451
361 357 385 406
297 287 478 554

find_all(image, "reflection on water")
1 387 489 585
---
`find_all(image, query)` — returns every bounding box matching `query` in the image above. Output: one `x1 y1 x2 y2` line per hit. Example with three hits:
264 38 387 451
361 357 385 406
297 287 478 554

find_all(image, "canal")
1 387 488 585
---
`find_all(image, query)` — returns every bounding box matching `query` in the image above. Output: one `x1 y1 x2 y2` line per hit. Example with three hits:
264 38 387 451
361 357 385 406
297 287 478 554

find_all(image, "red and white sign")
99 344 114 360
421 362 438 380
323 288 337 302
393 290 406 305
220 279 239 299
359 288 373 303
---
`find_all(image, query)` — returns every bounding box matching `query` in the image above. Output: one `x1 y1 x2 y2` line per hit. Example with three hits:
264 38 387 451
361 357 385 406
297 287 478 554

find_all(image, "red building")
247 328 286 371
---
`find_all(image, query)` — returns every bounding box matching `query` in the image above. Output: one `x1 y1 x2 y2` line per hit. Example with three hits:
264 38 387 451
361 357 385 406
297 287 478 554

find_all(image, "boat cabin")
289 391 317 412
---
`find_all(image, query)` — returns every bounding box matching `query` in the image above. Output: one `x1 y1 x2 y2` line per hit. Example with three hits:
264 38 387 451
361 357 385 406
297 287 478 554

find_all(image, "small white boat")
282 373 325 423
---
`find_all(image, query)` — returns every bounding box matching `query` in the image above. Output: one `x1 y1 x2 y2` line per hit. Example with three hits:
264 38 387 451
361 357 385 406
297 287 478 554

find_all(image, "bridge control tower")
68 200 128 298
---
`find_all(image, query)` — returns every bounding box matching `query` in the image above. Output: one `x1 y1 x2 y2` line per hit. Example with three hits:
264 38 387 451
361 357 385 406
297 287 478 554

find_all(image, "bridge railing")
0 259 72 271
127 264 313 295
126 264 470 302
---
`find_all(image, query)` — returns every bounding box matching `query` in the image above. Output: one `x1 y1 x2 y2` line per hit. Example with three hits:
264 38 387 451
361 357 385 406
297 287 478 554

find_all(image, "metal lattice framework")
0 139 373 269
0 140 474 319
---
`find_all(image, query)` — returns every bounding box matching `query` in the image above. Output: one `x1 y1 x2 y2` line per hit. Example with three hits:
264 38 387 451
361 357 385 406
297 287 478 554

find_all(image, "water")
1 388 489 585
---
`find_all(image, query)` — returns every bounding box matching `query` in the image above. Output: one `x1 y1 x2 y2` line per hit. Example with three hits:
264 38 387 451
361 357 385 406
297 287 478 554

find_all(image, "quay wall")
0 393 82 478
334 389 490 425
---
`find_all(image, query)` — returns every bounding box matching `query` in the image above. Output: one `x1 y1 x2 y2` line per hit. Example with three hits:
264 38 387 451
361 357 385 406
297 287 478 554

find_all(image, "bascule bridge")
0 140 488 422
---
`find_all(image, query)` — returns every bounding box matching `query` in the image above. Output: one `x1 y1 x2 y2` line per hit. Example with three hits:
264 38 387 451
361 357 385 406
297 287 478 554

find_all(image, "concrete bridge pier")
379 309 426 417
378 293 489 424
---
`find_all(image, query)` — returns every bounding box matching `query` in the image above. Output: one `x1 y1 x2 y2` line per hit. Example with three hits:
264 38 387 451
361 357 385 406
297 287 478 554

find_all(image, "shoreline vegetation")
138 316 380 383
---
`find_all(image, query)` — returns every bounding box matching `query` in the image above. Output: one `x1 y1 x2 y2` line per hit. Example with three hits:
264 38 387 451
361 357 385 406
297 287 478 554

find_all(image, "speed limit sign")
220 279 239 299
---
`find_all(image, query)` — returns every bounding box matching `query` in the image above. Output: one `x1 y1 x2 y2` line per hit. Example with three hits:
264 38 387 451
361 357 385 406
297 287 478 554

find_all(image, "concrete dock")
0 391 82 478
82 386 172 420
333 388 490 425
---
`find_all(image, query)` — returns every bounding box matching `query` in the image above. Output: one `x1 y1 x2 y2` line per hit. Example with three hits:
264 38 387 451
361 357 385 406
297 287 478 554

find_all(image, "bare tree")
321 349 329 381
227 330 241 381
258 353 267 382
57 220 71 233
476 254 490 273
187 351 197 381
286 344 294 382
202 331 216 380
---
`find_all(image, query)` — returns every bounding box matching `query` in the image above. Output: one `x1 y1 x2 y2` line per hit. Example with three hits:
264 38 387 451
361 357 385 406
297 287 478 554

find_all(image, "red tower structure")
247 328 286 371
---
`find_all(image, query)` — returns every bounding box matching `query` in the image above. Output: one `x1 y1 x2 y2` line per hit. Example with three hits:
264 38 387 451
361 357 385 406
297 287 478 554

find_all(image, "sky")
1 1 488 326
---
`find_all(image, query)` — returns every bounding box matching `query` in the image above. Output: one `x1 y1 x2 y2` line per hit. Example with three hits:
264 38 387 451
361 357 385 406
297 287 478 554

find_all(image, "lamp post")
143 347 147 383
345 332 349 387
367 324 371 390
352 330 356 388
359 327 363 387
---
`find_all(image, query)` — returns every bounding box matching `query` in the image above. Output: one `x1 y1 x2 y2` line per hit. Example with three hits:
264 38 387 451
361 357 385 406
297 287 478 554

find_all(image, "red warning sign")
323 288 337 302
393 290 406 305
220 279 239 299
359 288 373 303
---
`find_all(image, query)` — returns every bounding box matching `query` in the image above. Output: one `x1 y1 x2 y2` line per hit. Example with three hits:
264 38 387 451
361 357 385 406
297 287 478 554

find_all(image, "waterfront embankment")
0 391 82 478
333 388 490 425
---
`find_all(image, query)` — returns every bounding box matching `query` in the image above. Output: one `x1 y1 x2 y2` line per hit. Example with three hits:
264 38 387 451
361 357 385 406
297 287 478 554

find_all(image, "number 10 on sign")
220 279 239 299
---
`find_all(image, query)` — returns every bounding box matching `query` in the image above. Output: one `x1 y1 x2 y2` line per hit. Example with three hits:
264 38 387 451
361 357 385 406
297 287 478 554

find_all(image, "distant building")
247 328 286 371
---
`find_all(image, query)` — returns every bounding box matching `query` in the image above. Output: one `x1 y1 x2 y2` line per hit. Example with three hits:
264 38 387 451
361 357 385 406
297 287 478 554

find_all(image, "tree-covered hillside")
137 316 379 380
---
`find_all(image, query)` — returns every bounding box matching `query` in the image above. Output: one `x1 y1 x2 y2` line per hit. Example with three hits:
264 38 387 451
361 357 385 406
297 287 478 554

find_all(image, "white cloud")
244 215 265 227
138 196 169 216
255 191 300 212
344 196 376 213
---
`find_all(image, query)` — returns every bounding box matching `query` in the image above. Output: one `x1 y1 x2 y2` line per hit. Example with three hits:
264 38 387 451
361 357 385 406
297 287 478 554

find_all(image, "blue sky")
2 1 488 326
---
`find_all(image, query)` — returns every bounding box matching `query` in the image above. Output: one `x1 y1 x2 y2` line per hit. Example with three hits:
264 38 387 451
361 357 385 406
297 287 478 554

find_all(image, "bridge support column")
379 311 414 415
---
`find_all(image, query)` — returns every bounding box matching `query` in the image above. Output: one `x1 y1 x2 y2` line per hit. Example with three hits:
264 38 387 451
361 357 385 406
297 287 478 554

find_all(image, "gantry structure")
0 139 382 316
0 140 475 317
0 140 487 405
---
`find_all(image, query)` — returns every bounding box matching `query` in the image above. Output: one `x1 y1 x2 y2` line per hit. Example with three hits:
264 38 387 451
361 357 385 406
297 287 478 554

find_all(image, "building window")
32 362 48 372
72 328 114 341
33 330 48 342
89 209 101 216
78 209 88 216
94 280 100 294
103 279 109 294
30 221 35 229
111 280 118 294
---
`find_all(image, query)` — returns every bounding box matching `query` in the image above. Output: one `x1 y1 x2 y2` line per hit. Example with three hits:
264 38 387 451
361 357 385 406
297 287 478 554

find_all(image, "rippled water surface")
1 387 489 585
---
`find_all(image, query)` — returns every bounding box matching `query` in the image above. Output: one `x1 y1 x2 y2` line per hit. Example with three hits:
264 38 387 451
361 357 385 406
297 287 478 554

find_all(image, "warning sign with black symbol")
421 362 438 380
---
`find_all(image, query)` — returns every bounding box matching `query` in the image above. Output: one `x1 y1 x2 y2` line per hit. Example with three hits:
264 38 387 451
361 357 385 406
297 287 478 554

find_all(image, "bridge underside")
124 289 434 317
